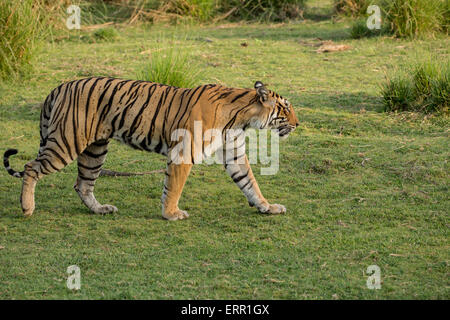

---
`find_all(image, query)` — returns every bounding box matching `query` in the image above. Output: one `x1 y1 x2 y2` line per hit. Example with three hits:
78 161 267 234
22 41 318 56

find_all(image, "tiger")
3 78 299 220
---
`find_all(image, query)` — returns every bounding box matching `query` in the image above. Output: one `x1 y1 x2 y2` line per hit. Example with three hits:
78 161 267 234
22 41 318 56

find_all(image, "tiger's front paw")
162 209 189 221
262 203 286 215
95 204 118 214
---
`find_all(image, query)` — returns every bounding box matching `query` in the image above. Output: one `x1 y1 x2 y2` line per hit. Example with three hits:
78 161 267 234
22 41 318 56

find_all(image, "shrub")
350 18 390 38
158 0 307 22
334 0 371 17
0 0 48 80
381 60 449 113
220 0 307 21
341 0 447 38
351 18 376 38
41 0 310 25
136 38 202 88
79 0 143 25
160 0 218 22
381 0 447 38
40 0 72 29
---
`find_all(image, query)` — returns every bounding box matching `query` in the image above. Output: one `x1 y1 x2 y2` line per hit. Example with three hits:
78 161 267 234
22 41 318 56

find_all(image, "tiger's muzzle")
276 124 296 139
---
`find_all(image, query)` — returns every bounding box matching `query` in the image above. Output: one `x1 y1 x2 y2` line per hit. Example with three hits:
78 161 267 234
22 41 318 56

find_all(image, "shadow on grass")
302 13 334 22
0 103 40 122
292 91 383 113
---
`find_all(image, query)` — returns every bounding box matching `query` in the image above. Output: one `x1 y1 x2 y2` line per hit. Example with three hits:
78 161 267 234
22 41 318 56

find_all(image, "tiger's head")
249 81 299 139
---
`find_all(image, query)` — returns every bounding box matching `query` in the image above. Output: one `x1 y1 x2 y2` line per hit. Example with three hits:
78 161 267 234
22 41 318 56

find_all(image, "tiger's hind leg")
21 149 73 216
74 140 117 214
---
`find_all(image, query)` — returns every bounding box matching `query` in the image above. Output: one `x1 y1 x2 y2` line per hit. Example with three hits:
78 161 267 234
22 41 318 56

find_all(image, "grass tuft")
381 59 449 113
136 37 202 88
93 27 120 42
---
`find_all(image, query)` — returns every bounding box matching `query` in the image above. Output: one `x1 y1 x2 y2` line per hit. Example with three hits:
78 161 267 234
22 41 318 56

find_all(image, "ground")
0 14 448 299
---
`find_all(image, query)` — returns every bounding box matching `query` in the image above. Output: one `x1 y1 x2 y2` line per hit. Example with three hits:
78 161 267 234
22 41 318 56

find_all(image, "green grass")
0 18 449 299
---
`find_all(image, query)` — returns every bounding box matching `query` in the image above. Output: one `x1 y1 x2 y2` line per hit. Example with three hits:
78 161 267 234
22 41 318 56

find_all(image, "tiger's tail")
3 149 24 178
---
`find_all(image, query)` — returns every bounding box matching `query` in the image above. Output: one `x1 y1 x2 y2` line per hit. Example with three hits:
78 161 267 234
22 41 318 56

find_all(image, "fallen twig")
81 22 115 31
100 169 164 177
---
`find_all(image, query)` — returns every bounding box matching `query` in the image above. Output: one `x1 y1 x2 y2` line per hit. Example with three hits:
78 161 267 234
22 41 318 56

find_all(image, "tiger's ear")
254 81 268 102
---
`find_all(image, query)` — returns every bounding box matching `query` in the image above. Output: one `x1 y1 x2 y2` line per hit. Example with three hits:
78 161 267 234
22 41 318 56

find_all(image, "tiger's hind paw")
162 209 189 221
23 207 34 217
263 203 286 215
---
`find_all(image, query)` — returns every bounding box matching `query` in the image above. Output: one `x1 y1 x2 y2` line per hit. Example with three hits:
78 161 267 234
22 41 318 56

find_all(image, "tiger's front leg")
161 162 192 221
225 154 286 215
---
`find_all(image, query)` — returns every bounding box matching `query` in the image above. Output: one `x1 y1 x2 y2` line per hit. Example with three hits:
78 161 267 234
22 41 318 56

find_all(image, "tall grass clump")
381 60 449 113
0 0 48 80
381 0 447 37
220 0 307 21
136 39 202 88
348 0 448 38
